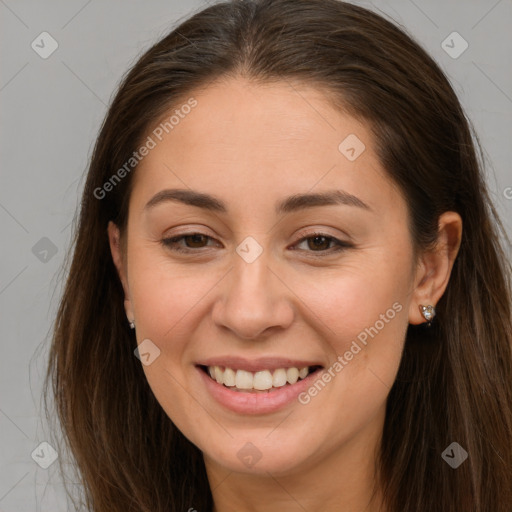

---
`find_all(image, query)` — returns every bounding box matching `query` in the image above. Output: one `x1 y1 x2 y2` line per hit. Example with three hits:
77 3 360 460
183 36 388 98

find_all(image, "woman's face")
110 77 423 476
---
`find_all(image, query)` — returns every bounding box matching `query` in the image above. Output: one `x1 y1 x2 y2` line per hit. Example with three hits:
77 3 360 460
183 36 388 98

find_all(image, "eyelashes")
161 233 218 252
160 232 353 257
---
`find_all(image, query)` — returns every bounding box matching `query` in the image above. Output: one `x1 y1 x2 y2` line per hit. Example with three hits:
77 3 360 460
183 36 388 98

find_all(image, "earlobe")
408 211 463 326
125 299 135 328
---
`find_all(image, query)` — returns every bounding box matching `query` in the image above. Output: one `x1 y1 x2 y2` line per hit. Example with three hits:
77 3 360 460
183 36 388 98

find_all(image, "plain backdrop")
1 0 511 510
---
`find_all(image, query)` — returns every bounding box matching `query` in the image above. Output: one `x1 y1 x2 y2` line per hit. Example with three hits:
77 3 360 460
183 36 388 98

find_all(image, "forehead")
140 77 359 163
130 77 401 219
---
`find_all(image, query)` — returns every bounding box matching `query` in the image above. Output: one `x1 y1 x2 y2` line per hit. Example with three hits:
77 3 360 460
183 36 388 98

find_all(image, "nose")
211 252 295 340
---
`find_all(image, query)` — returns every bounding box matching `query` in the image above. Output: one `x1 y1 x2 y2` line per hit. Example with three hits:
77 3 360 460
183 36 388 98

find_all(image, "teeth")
214 366 223 384
235 369 253 389
206 365 313 390
223 367 236 387
286 367 299 384
272 368 287 387
253 370 273 390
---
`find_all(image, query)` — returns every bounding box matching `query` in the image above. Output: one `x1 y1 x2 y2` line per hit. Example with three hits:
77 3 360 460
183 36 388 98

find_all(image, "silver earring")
129 321 135 329
419 304 436 327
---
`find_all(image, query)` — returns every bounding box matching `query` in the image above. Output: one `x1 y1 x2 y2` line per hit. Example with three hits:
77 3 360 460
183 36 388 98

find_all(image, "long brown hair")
44 0 512 510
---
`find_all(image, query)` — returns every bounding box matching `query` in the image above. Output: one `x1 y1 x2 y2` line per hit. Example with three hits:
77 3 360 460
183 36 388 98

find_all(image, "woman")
44 0 512 510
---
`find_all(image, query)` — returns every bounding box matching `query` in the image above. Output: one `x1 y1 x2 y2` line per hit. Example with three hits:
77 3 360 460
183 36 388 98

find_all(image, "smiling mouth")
198 364 324 393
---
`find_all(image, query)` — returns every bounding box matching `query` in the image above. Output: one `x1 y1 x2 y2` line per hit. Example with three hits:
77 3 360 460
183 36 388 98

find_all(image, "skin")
108 77 462 512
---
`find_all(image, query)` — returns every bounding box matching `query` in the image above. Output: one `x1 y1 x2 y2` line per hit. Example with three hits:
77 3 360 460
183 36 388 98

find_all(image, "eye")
161 231 352 256
292 233 352 255
161 233 219 253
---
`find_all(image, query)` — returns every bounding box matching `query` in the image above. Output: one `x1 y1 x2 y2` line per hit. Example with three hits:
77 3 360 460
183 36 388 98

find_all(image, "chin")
201 431 314 476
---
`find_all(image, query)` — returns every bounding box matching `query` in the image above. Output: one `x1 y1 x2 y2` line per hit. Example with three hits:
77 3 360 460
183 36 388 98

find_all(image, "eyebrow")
143 188 371 214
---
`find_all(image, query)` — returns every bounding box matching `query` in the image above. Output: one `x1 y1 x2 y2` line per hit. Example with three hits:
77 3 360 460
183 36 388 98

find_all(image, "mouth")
197 364 324 393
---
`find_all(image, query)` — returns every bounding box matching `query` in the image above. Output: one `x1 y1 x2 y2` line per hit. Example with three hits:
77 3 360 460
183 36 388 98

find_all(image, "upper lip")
196 356 324 373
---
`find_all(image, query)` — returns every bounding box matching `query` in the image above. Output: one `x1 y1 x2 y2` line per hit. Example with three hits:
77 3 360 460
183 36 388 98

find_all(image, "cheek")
287 260 410 397
128 248 222 344
127 257 219 441
291 262 408 343
294 275 407 434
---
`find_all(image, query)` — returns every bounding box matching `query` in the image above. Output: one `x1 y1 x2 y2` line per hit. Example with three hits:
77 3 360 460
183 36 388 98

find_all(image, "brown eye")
292 232 353 256
306 235 331 251
161 233 218 253
183 234 208 248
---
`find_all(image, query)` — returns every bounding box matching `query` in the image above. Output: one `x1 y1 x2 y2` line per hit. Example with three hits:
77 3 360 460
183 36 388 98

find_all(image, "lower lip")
196 366 322 415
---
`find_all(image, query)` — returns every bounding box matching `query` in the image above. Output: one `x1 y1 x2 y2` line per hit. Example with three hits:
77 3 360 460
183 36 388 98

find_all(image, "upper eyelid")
162 231 349 249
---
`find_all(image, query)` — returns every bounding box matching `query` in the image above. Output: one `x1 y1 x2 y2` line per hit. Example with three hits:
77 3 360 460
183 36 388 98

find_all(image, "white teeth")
298 367 309 379
214 366 223 384
253 370 273 390
205 365 313 390
272 368 287 387
223 367 236 387
286 367 299 385
235 369 254 389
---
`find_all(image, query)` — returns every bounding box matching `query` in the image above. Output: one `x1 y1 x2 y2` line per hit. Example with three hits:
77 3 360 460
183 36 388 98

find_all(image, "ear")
408 211 463 325
108 221 134 324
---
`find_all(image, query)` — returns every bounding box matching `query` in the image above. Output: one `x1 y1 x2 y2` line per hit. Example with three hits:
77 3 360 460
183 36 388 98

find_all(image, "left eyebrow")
143 188 372 214
275 190 372 214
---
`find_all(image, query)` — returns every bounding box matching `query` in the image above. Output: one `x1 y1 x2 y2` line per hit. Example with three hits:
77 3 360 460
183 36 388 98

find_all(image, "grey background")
1 0 511 510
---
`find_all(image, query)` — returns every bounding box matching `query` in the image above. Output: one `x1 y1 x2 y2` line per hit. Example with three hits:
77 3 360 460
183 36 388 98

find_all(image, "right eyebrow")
144 189 227 213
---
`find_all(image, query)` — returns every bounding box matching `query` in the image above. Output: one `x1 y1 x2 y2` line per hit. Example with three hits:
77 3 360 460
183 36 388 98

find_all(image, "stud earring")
419 304 436 327
129 321 135 329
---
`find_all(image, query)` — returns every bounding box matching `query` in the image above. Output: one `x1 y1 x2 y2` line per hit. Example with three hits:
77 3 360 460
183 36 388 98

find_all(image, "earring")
419 304 436 327
128 319 135 329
